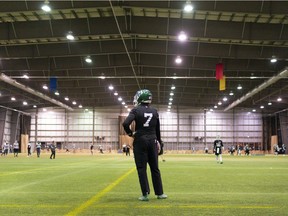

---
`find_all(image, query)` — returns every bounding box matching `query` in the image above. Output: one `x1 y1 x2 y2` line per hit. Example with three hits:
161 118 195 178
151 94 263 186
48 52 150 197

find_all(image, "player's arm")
122 110 136 137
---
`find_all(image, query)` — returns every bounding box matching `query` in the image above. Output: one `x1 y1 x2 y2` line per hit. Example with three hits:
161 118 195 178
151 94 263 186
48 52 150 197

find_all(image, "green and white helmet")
133 89 152 106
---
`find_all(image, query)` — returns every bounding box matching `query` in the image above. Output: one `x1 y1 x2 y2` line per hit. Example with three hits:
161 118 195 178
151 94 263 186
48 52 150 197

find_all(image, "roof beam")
0 73 73 111
224 67 288 111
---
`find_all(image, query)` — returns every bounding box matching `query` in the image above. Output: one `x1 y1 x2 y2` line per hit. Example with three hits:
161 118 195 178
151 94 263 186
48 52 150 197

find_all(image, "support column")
10 111 20 144
0 108 7 147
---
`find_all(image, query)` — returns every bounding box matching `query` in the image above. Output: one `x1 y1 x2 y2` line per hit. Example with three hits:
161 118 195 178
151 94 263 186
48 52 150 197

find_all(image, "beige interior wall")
21 134 29 153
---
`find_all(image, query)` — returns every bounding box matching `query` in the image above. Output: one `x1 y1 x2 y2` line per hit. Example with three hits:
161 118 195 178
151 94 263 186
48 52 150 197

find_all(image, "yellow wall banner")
219 75 226 91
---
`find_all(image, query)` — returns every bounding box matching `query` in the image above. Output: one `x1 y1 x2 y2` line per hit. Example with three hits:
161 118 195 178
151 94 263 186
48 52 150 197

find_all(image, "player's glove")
158 140 164 155
128 131 136 138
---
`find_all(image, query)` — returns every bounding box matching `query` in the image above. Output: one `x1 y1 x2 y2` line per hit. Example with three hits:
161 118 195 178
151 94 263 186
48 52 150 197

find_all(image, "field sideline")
0 153 287 216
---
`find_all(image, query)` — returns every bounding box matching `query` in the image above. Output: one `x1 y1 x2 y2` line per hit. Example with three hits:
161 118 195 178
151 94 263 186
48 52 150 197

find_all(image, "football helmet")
133 89 152 106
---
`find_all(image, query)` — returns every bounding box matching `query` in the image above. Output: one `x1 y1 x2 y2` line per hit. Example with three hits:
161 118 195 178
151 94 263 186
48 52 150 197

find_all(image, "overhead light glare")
22 74 29 79
66 31 75 40
11 97 16 101
237 85 242 90
268 102 272 106
23 101 28 105
229 91 234 96
65 97 69 101
171 85 176 90
78 104 83 108
184 1 193 12
270 56 277 63
260 105 264 109
218 101 222 105
54 91 60 96
41 0 51 12
223 97 228 101
114 92 118 96
85 56 92 63
42 85 48 90
108 85 114 90
175 56 182 64
72 101 77 105
277 97 282 102
178 31 188 42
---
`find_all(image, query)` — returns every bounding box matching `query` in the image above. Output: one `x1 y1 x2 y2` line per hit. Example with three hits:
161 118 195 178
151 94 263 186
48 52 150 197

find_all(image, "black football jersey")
123 104 161 140
214 139 223 154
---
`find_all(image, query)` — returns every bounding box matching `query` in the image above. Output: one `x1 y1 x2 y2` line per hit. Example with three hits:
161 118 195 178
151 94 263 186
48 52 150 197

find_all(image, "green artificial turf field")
0 153 287 216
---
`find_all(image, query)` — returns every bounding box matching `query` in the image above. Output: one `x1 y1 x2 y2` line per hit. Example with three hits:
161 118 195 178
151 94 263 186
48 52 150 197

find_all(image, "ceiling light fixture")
252 109 256 112
118 97 122 101
42 84 48 90
41 0 51 12
114 92 118 96
214 105 218 109
268 102 272 105
22 74 29 79
108 85 114 90
218 101 222 105
170 92 174 96
23 101 28 105
175 56 182 64
78 104 83 108
54 91 60 96
178 31 188 42
184 0 193 12
260 105 264 109
168 102 172 105
66 31 75 40
85 56 92 63
169 98 173 101
72 101 77 105
11 97 16 101
65 97 69 101
237 84 242 90
277 97 282 102
33 105 37 108
223 97 228 101
270 56 277 63
229 91 234 96
99 74 106 80
171 85 176 90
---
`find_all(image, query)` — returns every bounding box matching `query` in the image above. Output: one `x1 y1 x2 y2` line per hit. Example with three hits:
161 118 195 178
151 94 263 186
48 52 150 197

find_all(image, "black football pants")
133 135 164 196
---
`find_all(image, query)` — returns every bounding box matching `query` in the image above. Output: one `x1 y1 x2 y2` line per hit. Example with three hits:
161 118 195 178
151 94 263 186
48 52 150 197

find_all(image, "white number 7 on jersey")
143 113 153 127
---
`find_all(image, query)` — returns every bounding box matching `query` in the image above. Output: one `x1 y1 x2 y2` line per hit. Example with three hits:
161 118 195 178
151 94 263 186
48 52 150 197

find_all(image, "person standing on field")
13 140 19 157
122 89 167 201
36 142 41 158
50 141 56 159
214 135 224 164
27 142 32 157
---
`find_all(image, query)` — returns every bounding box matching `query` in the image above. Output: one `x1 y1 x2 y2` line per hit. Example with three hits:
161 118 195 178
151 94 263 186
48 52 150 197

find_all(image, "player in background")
36 142 41 158
13 140 19 157
122 89 167 201
214 135 224 164
90 143 94 155
27 142 32 157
